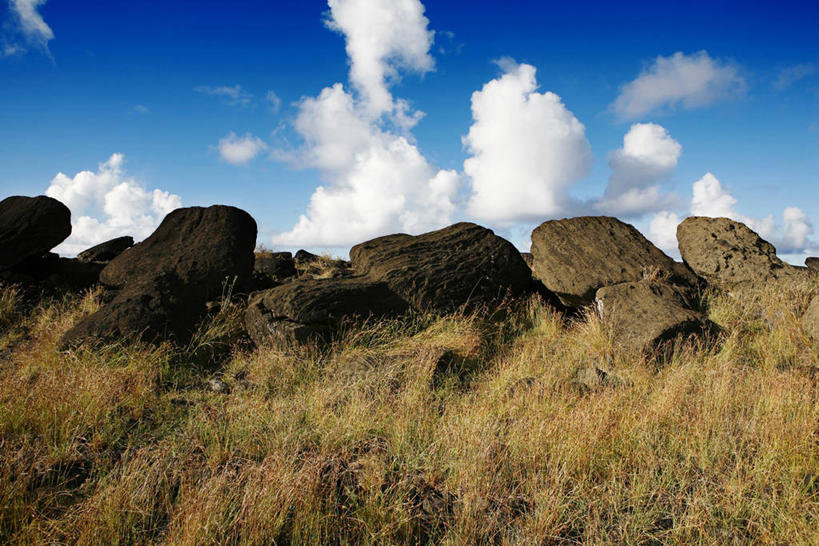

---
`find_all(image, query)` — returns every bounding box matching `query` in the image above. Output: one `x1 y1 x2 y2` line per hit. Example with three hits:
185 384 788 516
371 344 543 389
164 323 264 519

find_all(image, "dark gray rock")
530 216 699 307
595 280 716 353
0 195 71 270
76 236 134 263
350 222 533 313
245 277 409 345
61 206 257 348
254 251 297 282
677 216 808 290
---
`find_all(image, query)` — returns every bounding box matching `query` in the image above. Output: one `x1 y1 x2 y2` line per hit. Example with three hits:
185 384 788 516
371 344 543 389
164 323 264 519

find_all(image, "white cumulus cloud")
595 122 681 215
612 51 746 120
273 0 458 248
325 0 435 118
217 132 268 165
464 60 592 224
45 154 182 256
2 0 54 56
275 84 459 247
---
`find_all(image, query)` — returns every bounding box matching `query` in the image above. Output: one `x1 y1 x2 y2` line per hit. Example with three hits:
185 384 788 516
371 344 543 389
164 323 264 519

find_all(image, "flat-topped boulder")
77 236 134 263
350 222 533 313
677 216 808 290
245 277 409 345
61 205 257 348
0 195 71 270
530 216 698 307
595 280 715 353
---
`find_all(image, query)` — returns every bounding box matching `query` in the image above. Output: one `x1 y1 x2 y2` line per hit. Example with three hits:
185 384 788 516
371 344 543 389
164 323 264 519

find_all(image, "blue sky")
1 0 817 262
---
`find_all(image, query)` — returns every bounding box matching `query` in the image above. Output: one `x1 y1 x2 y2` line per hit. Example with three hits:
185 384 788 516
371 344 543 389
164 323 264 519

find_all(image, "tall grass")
0 278 817 544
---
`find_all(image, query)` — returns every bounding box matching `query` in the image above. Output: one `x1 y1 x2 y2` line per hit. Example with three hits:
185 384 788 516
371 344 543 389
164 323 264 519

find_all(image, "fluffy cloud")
325 0 435 118
648 172 815 256
595 123 681 215
612 51 746 120
45 154 182 256
464 60 592 224
217 132 268 165
2 0 53 56
194 85 254 108
274 0 458 247
275 84 459 247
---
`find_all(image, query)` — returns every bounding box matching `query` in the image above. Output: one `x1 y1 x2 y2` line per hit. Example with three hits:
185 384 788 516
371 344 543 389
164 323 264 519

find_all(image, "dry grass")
0 277 817 544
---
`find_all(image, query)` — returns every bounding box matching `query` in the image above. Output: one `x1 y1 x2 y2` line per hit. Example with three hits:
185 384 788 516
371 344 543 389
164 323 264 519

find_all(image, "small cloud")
133 104 149 114
773 63 816 90
2 0 54 57
216 132 268 165
611 51 746 120
265 90 281 113
194 84 254 108
594 123 682 216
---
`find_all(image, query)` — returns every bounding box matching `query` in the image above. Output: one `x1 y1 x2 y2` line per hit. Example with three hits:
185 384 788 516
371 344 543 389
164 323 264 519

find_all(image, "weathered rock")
530 216 699 307
294 249 320 265
76 236 134 263
245 277 409 345
61 206 257 348
803 296 819 341
0 253 103 290
100 206 256 290
350 223 533 313
806 257 819 273
595 280 715 353
677 216 808 290
520 252 534 268
254 251 297 282
60 274 207 347
0 195 71 270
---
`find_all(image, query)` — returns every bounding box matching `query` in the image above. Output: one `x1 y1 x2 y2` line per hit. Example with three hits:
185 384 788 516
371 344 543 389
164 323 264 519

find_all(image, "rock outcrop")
0 195 71 270
245 277 409 344
77 236 134 263
61 206 257 348
806 257 819 273
595 280 715 353
350 222 532 313
677 217 808 290
530 216 698 307
254 251 297 285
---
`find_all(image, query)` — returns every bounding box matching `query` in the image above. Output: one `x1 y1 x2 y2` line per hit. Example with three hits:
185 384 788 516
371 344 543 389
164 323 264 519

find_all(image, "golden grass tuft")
0 278 817 544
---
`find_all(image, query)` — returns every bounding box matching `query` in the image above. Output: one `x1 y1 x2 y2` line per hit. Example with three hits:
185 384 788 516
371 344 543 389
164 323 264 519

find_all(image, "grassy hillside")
1 279 817 544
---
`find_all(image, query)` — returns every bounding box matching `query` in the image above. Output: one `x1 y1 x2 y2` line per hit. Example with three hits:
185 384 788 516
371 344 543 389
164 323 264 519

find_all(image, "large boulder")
0 253 104 290
350 223 533 313
530 216 698 307
595 281 715 353
677 217 808 290
0 195 71 269
77 236 134 263
245 277 409 345
100 206 256 290
806 257 819 273
61 206 257 348
804 296 819 341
